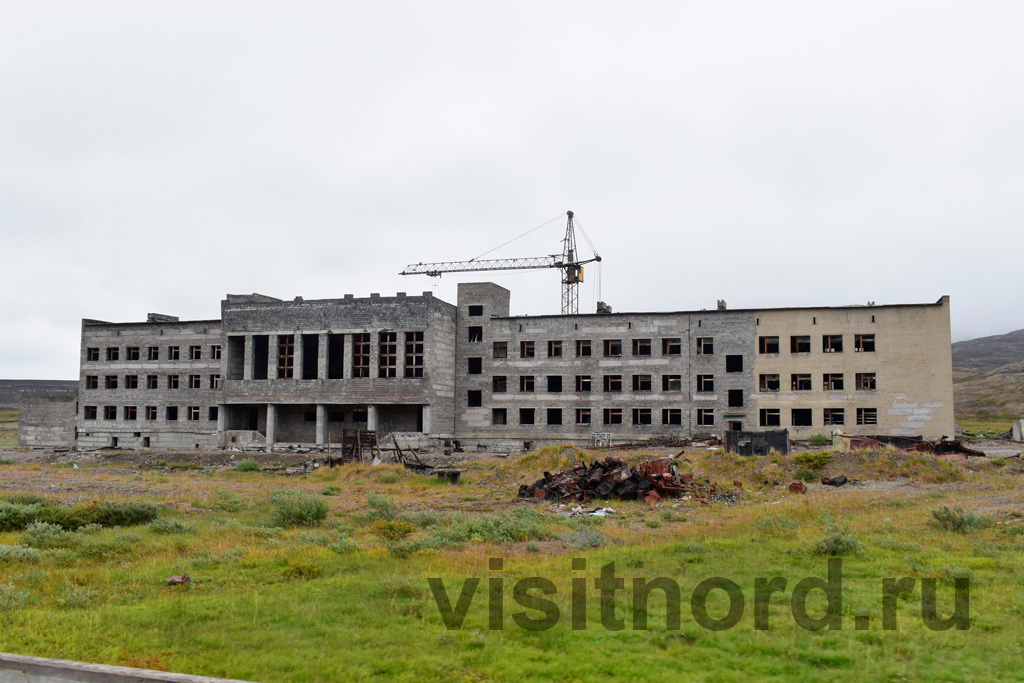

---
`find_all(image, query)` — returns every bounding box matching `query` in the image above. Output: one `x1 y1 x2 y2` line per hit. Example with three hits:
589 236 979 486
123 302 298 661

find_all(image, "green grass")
957 415 1013 435
0 410 17 447
0 456 1022 680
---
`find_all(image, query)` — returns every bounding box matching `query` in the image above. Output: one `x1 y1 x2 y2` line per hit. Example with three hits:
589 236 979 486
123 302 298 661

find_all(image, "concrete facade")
36 283 954 451
17 390 77 448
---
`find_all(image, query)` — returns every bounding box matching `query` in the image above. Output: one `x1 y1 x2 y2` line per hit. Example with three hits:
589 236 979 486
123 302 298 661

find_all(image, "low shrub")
930 506 990 534
321 486 341 497
366 492 400 521
795 450 832 469
812 512 861 556
330 538 359 555
284 559 323 580
208 491 251 512
0 583 31 613
378 471 400 484
57 582 97 609
756 514 799 538
370 519 418 542
295 532 332 546
566 529 606 549
235 458 260 472
269 490 328 527
644 518 662 529
807 434 831 447
0 545 41 564
796 467 817 482
0 493 49 506
21 522 79 549
376 576 422 599
430 509 552 546
149 518 197 534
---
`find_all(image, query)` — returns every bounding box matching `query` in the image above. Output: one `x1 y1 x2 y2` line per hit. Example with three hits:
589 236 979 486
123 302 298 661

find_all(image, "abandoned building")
21 283 955 450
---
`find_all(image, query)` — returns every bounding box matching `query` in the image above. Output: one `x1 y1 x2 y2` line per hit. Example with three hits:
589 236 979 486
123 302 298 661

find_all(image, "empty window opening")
327 334 345 379
728 389 744 407
468 390 482 407
105 347 119 361
632 339 651 356
352 410 368 423
146 406 157 421
759 374 780 392
603 339 622 357
632 374 652 391
468 326 483 343
147 375 158 389
187 406 200 421
575 375 592 392
124 375 138 389
824 373 844 391
105 375 118 389
856 373 877 391
493 376 508 393
189 345 202 361
468 305 484 317
791 409 813 426
166 406 178 421
521 341 535 358
185 374 199 389
662 338 681 355
662 408 681 425
547 340 562 357
142 437 151 447
405 333 425 377
167 375 179 389
208 406 219 421
790 336 810 353
726 355 743 373
792 374 811 391
822 335 843 353
759 408 781 427
696 337 714 355
211 345 222 360
728 421 743 431
328 410 345 423
277 335 295 379
662 375 682 391
759 336 779 354
697 408 714 426
633 408 652 425
301 335 319 379
824 408 845 426
85 376 98 389
519 408 535 425
520 375 535 392
547 375 562 392
148 346 160 361
493 341 507 358
576 408 592 425
124 406 137 421
603 408 622 425
697 374 714 392
126 347 140 361
857 408 878 425
603 375 622 392
168 346 180 361
547 408 562 425
226 336 244 380
467 357 482 374
855 334 876 352
492 408 507 425
379 332 397 378
87 348 100 361
253 336 269 380
576 339 592 357
352 333 370 378
84 406 98 420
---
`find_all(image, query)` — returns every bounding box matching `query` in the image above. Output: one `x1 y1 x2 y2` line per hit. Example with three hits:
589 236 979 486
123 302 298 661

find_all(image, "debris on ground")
166 573 190 586
517 456 722 503
789 482 808 493
832 432 986 457
548 504 616 517
821 475 848 486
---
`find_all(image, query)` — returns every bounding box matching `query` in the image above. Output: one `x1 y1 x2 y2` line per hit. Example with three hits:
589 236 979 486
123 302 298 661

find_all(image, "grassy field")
0 448 1022 681
0 410 17 448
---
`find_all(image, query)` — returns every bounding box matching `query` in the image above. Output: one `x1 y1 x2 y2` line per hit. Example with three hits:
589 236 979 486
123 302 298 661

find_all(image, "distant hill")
952 328 1024 373
0 379 78 411
953 361 1024 421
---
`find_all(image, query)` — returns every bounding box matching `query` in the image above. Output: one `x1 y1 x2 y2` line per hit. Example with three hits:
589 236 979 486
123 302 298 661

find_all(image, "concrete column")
421 405 432 434
266 404 277 447
367 405 378 431
316 404 326 445
243 335 253 380
216 404 226 448
344 335 354 379
318 333 328 380
293 333 303 380
268 336 278 381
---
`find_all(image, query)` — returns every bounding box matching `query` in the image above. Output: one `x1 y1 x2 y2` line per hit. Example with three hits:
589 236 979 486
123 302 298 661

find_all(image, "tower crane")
399 211 602 315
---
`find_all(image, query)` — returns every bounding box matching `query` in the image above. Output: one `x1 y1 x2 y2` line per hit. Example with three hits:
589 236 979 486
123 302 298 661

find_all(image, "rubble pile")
517 456 720 504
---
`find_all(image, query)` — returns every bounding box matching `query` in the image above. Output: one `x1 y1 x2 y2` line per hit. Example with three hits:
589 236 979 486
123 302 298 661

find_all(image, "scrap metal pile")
517 456 720 504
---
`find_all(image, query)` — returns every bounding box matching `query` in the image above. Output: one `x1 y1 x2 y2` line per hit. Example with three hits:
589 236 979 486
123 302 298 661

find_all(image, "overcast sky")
2 1 1022 379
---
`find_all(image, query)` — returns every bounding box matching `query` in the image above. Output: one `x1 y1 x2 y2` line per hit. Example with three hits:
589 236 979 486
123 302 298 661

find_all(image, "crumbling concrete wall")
1013 418 1023 442
17 390 77 448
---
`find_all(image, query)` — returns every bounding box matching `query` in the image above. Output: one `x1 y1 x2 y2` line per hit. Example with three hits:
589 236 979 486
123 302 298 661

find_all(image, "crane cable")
470 212 565 262
571 216 601 260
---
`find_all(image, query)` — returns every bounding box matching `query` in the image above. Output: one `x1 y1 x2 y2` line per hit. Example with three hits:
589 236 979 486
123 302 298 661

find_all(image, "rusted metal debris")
166 573 190 586
833 432 986 457
788 482 807 493
517 456 721 503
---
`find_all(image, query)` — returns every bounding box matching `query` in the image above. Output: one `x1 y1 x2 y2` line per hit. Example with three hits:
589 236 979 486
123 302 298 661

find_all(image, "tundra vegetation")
0 446 1021 681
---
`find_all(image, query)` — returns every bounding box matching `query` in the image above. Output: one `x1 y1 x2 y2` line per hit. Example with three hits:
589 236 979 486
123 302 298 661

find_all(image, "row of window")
485 374 717 393
759 407 877 427
241 332 424 380
758 373 876 392
758 334 875 354
491 407 686 426
86 345 221 362
85 374 221 390
83 405 218 422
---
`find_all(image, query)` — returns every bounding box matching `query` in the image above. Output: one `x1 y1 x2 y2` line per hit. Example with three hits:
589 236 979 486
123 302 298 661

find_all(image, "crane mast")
399 210 601 315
